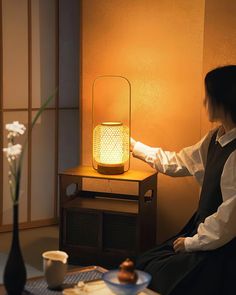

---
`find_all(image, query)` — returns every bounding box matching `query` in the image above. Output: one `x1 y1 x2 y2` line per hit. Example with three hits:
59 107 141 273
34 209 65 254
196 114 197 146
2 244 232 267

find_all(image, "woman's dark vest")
137 129 236 295
183 129 236 237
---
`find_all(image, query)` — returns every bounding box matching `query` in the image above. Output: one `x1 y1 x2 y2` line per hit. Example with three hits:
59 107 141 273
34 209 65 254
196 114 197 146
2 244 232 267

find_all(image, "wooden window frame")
0 0 81 232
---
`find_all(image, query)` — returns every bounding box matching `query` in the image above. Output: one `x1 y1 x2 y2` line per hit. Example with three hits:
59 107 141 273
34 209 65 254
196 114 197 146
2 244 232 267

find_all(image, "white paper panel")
31 0 56 108
2 112 28 224
2 0 28 109
31 110 55 220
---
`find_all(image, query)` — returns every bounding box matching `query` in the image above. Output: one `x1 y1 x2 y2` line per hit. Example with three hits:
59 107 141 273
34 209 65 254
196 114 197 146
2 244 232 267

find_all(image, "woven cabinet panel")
65 209 100 247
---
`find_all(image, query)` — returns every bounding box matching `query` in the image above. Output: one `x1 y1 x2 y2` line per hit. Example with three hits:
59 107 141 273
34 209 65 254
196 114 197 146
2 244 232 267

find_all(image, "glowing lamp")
93 122 129 174
92 75 131 175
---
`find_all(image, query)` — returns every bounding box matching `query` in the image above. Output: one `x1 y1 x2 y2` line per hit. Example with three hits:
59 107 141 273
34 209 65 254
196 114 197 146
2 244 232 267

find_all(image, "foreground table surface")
0 266 160 295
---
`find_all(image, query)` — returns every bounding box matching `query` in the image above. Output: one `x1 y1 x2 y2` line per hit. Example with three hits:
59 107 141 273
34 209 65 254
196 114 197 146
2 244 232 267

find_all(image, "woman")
131 65 236 295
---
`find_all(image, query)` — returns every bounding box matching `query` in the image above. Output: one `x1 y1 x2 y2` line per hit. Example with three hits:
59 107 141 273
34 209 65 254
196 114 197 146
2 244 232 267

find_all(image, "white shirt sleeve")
185 151 236 252
132 130 214 185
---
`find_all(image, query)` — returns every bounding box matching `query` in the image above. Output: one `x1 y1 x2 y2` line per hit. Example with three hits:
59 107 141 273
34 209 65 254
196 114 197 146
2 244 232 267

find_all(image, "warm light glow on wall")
83 0 236 242
92 75 131 175
93 122 129 174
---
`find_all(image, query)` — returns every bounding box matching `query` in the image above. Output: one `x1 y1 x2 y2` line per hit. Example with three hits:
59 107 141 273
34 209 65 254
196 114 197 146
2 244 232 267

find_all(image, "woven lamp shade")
93 122 129 174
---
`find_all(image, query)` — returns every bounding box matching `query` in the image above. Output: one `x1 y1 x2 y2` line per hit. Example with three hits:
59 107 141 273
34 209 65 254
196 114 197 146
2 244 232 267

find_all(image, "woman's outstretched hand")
130 137 137 152
173 237 186 253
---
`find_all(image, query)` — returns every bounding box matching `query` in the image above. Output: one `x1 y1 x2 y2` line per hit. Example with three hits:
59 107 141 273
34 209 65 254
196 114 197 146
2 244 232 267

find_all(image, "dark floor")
0 225 59 271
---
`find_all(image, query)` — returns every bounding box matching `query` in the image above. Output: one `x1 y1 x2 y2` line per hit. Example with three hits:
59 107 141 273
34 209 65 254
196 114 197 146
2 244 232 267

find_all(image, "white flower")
3 94 54 204
5 121 26 136
3 144 22 159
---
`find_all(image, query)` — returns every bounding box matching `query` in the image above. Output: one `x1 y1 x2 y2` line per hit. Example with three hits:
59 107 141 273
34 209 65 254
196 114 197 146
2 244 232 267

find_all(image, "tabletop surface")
0 266 160 295
59 165 157 182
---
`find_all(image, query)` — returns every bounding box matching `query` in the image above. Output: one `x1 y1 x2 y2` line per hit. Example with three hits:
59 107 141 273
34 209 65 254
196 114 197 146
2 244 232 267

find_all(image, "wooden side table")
59 166 157 267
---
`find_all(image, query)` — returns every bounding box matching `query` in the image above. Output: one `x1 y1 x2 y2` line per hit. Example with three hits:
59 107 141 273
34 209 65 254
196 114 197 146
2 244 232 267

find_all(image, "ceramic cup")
42 250 68 289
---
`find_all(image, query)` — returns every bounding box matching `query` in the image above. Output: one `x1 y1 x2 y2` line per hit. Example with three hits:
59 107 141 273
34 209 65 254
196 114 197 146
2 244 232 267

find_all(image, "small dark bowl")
102 270 151 295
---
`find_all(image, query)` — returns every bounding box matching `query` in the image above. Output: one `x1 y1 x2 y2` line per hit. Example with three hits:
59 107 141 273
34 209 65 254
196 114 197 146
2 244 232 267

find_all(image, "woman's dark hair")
205 65 236 123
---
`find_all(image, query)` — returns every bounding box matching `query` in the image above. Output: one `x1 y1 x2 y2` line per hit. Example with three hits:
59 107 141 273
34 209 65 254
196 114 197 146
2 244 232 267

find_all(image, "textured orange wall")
81 0 236 242
201 0 236 136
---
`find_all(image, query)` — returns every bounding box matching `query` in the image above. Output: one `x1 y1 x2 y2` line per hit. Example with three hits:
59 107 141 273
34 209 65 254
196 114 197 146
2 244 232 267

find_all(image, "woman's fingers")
173 237 186 253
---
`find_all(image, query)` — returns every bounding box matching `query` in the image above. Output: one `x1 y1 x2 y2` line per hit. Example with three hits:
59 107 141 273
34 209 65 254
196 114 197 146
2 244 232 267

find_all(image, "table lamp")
92 76 131 175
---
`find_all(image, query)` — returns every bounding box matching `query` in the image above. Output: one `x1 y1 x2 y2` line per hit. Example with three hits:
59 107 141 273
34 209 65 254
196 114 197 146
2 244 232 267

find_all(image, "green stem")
32 91 57 129
22 90 57 153
9 180 15 202
9 162 16 178
12 90 57 204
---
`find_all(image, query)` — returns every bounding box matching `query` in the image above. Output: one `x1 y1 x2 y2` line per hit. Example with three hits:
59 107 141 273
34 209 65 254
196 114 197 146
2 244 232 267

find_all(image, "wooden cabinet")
59 166 157 268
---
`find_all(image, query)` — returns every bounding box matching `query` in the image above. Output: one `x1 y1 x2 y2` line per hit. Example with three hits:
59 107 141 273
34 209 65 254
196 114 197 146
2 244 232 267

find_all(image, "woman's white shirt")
132 126 236 252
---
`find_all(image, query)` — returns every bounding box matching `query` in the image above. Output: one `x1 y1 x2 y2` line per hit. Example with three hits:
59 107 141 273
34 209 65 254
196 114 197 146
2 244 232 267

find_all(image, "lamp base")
97 164 125 175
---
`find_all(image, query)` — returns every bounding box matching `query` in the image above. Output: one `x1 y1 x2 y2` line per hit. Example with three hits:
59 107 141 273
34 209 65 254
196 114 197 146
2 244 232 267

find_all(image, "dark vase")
3 203 27 295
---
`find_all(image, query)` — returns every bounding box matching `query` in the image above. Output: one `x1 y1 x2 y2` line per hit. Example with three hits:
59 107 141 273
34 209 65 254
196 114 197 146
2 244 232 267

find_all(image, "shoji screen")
0 0 80 231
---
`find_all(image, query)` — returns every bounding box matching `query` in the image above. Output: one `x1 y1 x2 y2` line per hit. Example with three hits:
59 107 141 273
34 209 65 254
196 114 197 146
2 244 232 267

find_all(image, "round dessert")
118 258 138 284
